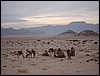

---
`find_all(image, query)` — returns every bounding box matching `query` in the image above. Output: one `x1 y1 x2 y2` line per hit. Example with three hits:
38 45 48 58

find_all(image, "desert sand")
1 35 99 75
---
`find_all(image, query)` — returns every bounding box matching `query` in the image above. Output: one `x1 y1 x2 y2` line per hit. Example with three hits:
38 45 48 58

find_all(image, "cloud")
1 17 28 23
1 1 99 29
31 14 84 18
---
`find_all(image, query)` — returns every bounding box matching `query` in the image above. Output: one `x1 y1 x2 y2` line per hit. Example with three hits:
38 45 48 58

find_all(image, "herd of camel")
15 47 75 60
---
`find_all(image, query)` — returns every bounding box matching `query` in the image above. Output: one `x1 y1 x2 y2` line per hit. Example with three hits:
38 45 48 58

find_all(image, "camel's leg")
26 54 28 58
34 54 35 58
33 52 35 58
67 53 71 60
31 54 32 58
22 54 24 58
22 53 24 58
67 56 72 60
33 54 35 58
18 54 19 60
26 53 30 58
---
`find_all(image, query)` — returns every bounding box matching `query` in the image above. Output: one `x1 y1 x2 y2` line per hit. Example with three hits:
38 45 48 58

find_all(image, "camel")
70 47 75 56
56 48 66 58
48 48 66 58
42 50 49 56
48 48 54 52
26 49 36 58
14 51 24 59
66 49 72 60
48 48 55 57
31 49 36 58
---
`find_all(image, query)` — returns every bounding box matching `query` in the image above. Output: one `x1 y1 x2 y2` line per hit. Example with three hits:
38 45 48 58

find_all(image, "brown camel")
26 49 36 58
70 47 75 56
15 51 24 59
54 48 66 58
66 49 72 60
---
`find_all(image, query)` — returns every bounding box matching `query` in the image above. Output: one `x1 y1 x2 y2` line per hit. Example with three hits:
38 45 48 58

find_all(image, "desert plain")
1 35 99 75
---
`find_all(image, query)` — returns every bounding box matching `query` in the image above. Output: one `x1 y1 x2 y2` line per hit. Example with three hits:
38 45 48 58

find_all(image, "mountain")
65 21 99 33
78 30 99 36
1 27 47 36
58 30 77 36
1 21 99 36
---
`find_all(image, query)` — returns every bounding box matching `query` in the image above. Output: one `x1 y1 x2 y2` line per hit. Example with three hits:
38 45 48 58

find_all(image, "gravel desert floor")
1 35 99 75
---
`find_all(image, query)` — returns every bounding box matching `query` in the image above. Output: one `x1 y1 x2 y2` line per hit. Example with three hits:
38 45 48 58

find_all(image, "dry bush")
43 68 47 70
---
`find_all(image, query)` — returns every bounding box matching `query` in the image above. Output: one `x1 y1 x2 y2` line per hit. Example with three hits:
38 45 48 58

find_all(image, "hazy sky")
1 1 99 29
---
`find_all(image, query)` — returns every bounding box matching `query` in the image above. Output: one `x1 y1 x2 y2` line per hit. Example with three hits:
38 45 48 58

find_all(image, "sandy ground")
1 35 99 75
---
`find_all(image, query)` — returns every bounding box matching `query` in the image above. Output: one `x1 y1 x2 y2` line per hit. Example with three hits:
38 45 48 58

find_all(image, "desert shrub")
73 43 76 45
3 65 7 68
42 42 45 44
12 41 14 43
43 68 47 70
70 40 72 41
94 42 97 44
73 40 78 42
51 40 53 42
90 40 93 41
47 42 50 44
82 40 87 44
85 54 90 56
37 40 40 41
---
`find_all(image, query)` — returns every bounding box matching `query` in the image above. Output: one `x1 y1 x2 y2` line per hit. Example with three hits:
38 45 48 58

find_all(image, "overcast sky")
1 1 99 29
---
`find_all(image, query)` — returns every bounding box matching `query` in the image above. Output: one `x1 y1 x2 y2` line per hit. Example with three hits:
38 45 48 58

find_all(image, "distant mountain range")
1 27 47 36
1 21 99 36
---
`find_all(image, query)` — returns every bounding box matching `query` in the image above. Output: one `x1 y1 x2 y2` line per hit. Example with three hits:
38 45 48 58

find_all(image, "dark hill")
78 30 99 36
